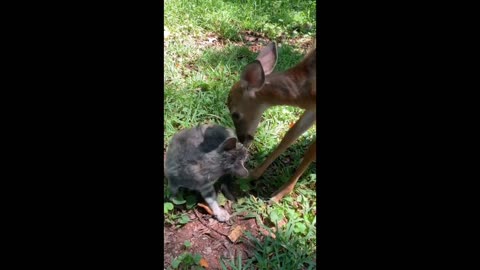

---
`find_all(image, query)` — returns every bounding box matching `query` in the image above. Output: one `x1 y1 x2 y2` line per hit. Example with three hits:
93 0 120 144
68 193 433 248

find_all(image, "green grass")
164 0 315 41
235 221 316 269
164 0 316 268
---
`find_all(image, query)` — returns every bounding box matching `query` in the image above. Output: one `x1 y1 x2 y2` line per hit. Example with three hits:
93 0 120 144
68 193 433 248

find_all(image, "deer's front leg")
270 140 316 203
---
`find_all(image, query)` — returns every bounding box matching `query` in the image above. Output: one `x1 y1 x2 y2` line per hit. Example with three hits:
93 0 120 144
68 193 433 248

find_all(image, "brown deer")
227 40 316 203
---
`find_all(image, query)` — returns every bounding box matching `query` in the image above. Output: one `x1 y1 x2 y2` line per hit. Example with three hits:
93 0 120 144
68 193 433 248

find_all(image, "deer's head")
227 43 278 147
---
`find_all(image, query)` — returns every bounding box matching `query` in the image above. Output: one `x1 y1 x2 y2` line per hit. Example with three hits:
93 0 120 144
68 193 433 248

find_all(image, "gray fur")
165 124 249 222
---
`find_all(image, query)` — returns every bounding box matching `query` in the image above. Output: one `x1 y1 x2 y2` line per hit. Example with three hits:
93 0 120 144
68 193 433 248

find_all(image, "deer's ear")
240 60 265 92
256 42 277 75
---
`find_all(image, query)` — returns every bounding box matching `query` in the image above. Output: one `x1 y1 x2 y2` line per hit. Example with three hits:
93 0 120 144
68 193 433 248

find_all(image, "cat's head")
217 137 249 178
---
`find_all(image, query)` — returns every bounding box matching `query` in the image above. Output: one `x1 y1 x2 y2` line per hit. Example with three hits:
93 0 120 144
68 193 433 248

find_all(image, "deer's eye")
232 112 240 120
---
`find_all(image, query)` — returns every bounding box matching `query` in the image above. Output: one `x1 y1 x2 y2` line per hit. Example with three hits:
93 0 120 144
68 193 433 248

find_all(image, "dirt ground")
164 200 270 270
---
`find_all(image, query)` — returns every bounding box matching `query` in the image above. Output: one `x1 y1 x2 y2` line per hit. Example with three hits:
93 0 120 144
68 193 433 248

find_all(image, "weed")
169 252 204 270
242 223 316 270
164 192 195 227
220 252 254 270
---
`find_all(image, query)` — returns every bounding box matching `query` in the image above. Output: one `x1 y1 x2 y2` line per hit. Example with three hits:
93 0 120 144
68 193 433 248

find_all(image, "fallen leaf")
228 225 244 243
197 203 213 215
259 227 276 239
268 219 288 235
277 218 287 228
199 258 209 268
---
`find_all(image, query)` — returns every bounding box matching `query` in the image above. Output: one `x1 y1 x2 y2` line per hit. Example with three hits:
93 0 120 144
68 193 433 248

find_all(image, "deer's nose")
238 134 254 147
237 134 246 143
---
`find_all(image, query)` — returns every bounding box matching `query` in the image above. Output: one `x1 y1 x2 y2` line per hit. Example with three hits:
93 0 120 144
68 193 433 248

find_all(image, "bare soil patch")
164 202 272 270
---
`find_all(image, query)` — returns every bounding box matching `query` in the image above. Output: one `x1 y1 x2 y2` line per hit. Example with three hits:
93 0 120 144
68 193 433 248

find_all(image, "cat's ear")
219 137 237 152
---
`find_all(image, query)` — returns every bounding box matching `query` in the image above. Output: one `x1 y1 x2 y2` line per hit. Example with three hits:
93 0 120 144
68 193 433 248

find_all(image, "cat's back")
198 124 233 152
168 125 203 148
166 125 204 164
165 124 238 189
166 124 234 166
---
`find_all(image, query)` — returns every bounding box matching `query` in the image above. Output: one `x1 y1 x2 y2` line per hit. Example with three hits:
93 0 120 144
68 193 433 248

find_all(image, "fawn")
227 39 316 203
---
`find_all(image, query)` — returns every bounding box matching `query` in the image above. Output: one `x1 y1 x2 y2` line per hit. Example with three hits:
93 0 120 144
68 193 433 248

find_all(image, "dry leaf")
259 227 276 239
277 218 287 228
197 203 213 215
199 258 209 268
268 222 288 235
228 225 244 243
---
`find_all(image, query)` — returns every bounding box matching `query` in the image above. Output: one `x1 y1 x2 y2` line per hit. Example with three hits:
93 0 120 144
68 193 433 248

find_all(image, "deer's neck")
255 69 315 110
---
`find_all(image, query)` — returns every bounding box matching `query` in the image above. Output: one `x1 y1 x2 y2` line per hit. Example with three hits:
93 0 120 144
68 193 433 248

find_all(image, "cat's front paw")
214 208 231 222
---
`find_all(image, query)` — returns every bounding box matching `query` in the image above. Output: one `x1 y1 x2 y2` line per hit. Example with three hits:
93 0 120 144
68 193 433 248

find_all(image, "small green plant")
164 208 191 227
164 191 198 227
164 201 179 226
164 202 174 214
169 192 198 210
177 214 190 225
220 252 254 270
170 252 203 270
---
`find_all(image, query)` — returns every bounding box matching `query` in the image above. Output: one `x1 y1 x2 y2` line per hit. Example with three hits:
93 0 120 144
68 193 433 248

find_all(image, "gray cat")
165 124 249 222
